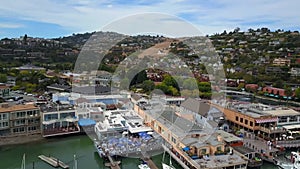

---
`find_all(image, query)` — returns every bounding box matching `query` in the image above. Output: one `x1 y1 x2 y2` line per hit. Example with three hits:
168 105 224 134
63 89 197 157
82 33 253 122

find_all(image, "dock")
38 155 69 169
104 154 121 169
141 157 158 169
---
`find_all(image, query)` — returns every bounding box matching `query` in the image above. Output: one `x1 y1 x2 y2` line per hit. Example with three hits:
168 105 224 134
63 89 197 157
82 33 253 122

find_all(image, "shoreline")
0 134 45 147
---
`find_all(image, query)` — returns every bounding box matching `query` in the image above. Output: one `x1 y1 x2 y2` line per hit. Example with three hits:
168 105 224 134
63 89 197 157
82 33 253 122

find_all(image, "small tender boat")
138 163 151 169
94 142 105 158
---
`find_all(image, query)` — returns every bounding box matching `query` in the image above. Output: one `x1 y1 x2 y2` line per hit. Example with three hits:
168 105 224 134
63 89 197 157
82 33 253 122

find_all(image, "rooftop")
264 108 300 116
181 98 210 116
195 153 247 168
216 130 242 143
0 103 38 113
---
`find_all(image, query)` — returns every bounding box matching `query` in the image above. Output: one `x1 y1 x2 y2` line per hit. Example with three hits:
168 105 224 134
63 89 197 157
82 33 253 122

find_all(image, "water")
0 135 182 169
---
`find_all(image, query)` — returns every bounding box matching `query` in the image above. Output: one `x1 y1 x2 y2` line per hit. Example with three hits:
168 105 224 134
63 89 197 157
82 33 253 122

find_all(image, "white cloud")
0 23 23 28
0 0 299 36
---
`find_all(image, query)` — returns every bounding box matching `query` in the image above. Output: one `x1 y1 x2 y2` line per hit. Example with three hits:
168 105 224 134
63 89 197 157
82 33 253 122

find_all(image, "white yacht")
277 152 300 169
162 150 176 169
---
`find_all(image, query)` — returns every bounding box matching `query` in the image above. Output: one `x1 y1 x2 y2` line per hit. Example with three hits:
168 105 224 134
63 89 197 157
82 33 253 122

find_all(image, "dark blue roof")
78 118 96 126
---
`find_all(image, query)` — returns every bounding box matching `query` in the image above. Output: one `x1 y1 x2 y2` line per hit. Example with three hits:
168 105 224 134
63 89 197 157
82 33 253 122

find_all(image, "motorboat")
276 152 300 169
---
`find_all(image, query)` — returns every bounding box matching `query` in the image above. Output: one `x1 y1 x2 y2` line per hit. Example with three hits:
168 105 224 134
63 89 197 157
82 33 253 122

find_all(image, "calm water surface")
0 135 277 169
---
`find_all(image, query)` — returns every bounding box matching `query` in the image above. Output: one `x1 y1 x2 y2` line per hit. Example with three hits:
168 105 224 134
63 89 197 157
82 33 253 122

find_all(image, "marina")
0 134 279 169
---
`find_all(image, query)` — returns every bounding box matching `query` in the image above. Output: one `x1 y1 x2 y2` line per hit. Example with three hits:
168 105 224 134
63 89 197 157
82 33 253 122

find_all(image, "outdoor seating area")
96 131 163 157
43 126 80 137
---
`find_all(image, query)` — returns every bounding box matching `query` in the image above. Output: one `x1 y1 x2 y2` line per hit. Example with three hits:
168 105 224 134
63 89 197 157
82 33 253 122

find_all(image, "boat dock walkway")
38 155 69 169
104 154 121 169
141 157 158 169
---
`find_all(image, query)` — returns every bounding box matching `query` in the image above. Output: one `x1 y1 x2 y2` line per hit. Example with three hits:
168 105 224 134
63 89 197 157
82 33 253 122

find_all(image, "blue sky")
0 0 299 38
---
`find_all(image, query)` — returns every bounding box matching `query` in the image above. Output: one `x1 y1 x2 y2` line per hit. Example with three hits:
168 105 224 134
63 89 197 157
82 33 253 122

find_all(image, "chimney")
217 135 223 142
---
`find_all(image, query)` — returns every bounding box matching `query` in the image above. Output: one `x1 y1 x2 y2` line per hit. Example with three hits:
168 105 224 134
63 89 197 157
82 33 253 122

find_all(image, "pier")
104 154 121 169
38 155 69 168
141 157 158 169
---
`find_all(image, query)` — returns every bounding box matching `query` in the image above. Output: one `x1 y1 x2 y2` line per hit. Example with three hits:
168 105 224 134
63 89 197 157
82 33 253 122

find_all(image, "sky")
0 0 299 38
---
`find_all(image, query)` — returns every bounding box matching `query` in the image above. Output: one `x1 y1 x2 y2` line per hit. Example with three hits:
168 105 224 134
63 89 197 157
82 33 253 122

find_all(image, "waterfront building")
0 103 41 136
94 109 152 140
134 98 248 169
40 104 80 137
212 101 300 148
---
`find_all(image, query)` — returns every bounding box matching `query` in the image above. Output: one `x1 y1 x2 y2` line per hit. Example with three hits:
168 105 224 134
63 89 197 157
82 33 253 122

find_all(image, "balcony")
259 126 285 134
276 139 300 148
42 125 80 137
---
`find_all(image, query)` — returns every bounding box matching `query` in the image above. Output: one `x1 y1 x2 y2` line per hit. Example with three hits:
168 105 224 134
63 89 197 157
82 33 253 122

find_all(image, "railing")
259 126 285 134
43 126 80 137
276 139 300 147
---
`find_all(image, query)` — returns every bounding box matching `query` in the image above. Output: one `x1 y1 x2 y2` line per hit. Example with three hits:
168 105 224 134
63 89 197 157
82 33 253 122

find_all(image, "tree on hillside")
142 80 155 92
183 78 198 90
162 74 179 91
0 74 7 83
284 85 293 101
295 88 300 99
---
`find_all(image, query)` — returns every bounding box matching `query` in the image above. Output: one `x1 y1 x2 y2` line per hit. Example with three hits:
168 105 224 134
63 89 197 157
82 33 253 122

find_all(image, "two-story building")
40 104 80 137
0 85 10 98
0 103 41 136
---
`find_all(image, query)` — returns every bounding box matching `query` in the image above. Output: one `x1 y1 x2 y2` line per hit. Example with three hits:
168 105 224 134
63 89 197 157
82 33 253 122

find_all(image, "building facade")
0 103 41 136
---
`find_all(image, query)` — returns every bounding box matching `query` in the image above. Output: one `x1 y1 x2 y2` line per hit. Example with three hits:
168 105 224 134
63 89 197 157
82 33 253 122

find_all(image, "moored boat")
275 152 300 169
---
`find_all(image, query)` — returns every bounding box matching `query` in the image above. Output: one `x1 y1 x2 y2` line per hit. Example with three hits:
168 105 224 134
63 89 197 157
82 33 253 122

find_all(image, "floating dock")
141 157 159 169
38 155 69 169
104 153 121 169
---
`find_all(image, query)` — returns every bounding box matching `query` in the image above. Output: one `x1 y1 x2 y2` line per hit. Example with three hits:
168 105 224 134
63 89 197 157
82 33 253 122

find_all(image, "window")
15 119 25 126
44 114 58 121
28 119 34 124
2 114 7 120
289 116 297 122
279 116 288 123
201 148 207 154
240 118 243 123
16 112 26 118
13 127 25 133
0 114 8 120
255 122 259 126
28 126 37 131
171 137 176 144
217 146 222 151
61 112 75 119
250 121 253 126
245 119 248 125
236 116 239 121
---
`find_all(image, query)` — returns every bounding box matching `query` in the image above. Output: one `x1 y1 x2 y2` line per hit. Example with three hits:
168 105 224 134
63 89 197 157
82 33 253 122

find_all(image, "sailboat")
73 154 78 169
162 150 176 169
20 154 26 169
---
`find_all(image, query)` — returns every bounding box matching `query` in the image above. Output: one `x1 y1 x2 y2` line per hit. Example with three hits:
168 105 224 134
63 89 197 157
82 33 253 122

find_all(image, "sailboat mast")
21 154 26 169
73 154 77 169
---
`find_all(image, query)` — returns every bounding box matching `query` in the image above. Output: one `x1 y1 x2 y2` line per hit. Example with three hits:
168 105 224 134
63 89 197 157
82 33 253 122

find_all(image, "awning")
255 118 278 123
42 120 57 125
283 124 300 130
78 118 96 126
128 127 152 134
182 147 190 151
